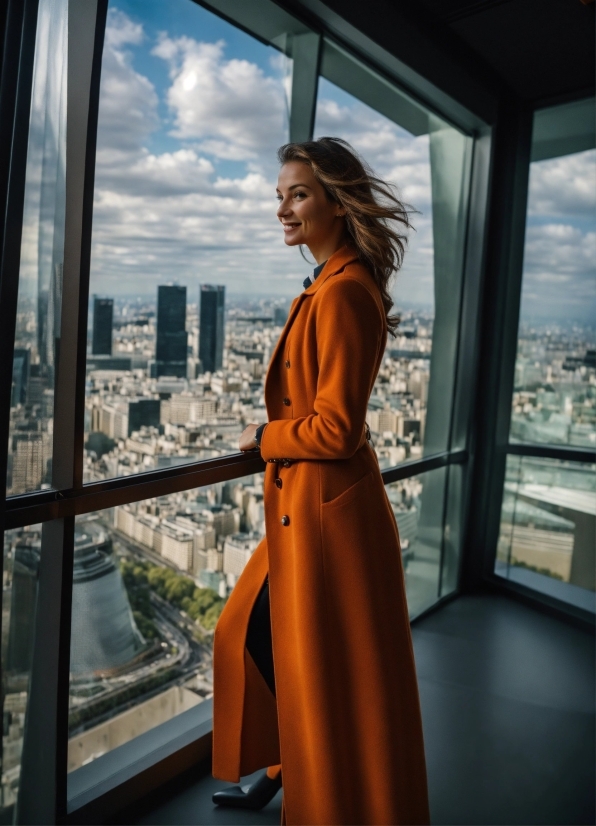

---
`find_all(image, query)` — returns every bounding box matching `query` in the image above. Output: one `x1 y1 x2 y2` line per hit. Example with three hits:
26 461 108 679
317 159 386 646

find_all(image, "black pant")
245 576 276 697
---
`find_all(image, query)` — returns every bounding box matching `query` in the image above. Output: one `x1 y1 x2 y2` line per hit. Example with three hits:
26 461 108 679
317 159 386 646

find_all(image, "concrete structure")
70 525 145 675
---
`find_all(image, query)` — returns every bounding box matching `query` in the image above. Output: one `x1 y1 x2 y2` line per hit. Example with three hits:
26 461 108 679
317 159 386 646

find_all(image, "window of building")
67 471 263 772
1 0 480 819
7 0 68 496
314 42 473 465
84 0 300 484
495 98 596 611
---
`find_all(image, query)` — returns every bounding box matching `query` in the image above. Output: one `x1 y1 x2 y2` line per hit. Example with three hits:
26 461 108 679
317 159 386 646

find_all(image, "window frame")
0 0 492 821
467 96 596 626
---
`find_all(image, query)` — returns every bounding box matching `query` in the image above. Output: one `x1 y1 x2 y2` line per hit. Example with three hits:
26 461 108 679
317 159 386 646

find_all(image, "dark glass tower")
199 285 225 373
92 297 113 355
156 285 187 378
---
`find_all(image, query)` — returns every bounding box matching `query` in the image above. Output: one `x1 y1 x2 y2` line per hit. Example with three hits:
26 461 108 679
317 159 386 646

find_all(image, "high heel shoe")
212 769 282 810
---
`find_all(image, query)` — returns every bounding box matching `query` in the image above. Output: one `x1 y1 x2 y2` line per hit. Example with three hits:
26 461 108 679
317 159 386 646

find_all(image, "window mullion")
17 2 107 822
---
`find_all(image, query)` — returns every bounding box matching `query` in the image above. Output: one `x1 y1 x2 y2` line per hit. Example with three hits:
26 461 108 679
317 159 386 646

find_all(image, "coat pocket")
320 470 373 513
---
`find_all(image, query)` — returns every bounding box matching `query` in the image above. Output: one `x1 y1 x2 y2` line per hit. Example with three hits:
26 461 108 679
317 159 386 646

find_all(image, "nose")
277 196 291 220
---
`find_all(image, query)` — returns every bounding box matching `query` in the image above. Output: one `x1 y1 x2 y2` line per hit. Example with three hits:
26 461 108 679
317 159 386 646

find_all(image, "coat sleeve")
260 278 384 461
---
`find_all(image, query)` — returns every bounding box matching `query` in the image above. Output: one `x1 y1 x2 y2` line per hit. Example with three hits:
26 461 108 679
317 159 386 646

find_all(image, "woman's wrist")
254 423 267 448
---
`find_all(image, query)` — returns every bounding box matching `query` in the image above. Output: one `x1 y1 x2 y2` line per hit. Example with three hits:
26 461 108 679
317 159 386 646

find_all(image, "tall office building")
156 285 188 378
199 285 225 374
92 297 114 355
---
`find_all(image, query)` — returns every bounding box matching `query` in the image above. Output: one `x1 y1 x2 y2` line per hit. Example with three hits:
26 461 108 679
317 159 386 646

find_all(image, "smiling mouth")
282 223 301 232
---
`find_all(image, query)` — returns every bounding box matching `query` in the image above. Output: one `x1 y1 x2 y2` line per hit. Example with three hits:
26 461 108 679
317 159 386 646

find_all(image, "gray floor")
118 593 595 826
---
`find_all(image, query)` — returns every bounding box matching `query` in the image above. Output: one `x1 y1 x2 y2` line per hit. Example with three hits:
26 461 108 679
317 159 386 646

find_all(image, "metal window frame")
0 0 41 541
462 92 596 628
14 2 110 823
0 0 495 822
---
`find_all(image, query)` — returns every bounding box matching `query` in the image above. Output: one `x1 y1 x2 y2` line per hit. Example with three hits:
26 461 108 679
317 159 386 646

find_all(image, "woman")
211 138 430 826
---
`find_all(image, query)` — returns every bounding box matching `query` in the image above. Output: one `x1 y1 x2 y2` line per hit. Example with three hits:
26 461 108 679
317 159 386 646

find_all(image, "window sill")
66 699 213 823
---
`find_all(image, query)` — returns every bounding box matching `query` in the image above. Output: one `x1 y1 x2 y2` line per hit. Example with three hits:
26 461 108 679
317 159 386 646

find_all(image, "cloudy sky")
86 0 594 323
520 148 595 324
88 0 437 310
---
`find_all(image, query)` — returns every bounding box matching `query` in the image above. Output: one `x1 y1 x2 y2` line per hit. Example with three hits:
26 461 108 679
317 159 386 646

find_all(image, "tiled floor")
119 593 595 826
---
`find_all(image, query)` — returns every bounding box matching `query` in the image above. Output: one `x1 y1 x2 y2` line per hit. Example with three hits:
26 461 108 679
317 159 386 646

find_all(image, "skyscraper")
199 285 225 374
156 285 187 378
92 297 113 355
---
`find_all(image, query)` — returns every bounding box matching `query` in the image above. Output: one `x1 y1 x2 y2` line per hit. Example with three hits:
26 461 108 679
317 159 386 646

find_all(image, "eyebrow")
276 183 313 192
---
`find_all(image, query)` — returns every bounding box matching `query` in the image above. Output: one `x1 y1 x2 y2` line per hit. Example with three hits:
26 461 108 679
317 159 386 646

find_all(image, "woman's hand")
239 423 260 452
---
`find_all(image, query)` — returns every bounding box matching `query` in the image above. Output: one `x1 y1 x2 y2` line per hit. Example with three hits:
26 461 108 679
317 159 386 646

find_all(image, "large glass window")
7 0 68 496
1 1 474 815
496 456 595 612
68 471 264 772
510 99 595 449
385 466 450 617
314 42 473 464
83 0 302 483
495 98 596 612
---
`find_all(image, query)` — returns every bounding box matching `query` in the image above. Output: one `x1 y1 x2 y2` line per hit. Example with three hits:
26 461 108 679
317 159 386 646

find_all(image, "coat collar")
303 245 360 295
267 246 360 374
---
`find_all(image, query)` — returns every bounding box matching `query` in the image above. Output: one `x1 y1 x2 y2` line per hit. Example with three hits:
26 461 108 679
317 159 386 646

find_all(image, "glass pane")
385 466 448 617
495 455 596 613
439 462 464 598
510 98 596 448
1 526 41 813
7 0 68 495
84 0 298 483
315 42 472 466
68 471 263 772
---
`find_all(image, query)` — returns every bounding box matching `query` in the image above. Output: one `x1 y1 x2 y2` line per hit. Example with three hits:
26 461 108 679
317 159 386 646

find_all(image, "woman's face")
276 161 344 260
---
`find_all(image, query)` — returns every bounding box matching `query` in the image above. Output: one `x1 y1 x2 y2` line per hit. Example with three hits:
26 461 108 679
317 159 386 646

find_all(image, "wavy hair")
277 137 414 336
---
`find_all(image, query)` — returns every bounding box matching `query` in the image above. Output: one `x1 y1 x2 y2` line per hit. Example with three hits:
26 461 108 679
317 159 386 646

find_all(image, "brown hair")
277 137 414 336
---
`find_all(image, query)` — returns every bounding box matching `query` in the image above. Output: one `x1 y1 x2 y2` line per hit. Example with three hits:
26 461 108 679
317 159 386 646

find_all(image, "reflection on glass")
315 53 471 463
1 526 41 812
385 467 447 617
84 0 298 483
496 455 596 612
7 0 68 495
68 472 264 772
510 100 596 448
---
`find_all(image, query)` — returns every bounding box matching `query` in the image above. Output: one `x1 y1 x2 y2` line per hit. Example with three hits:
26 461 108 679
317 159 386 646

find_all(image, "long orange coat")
213 245 430 825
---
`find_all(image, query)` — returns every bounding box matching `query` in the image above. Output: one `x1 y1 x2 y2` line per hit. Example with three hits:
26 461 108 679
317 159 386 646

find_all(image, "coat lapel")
267 245 360 372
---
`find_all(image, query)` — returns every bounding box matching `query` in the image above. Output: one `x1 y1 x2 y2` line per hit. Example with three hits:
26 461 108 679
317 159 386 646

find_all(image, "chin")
284 237 302 247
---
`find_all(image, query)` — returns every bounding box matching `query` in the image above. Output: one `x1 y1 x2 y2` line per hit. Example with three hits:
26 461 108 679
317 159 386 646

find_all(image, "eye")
293 191 306 199
276 194 282 201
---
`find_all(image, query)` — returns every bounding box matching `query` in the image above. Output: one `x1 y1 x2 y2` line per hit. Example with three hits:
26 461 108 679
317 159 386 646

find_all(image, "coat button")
282 459 291 468
285 360 290 368
281 515 290 526
283 397 291 406
275 478 283 489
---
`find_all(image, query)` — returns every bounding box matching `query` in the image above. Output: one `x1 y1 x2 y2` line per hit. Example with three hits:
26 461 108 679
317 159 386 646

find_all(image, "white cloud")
87 9 454 307
96 10 159 153
519 150 596 320
520 223 596 319
152 35 287 164
90 11 303 296
528 150 596 217
104 8 143 49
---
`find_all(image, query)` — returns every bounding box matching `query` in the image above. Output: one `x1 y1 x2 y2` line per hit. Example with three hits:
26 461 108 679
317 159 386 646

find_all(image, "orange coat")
213 246 430 825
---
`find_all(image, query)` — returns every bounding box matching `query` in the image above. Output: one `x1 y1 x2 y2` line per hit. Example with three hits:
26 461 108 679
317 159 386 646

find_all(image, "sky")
87 0 441 310
23 0 594 322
